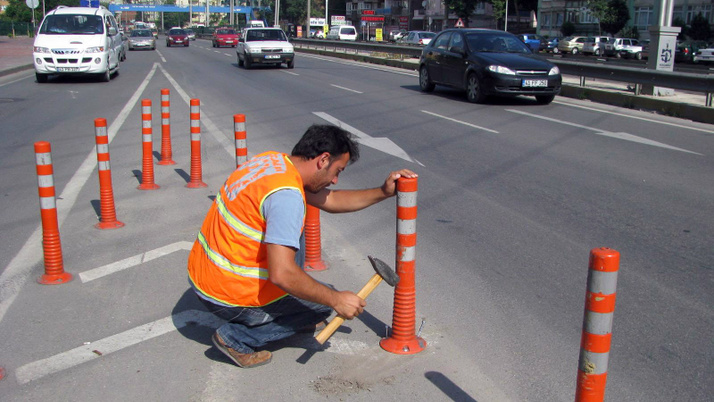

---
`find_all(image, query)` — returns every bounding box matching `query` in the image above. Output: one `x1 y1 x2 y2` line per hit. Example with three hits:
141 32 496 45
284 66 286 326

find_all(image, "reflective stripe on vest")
196 231 267 279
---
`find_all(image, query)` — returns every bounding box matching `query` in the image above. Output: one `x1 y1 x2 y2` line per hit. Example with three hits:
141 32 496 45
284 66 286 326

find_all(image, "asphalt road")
0 38 712 401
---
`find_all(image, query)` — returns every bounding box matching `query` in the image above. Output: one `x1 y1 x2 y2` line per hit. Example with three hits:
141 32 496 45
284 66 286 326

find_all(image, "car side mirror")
108 26 117 36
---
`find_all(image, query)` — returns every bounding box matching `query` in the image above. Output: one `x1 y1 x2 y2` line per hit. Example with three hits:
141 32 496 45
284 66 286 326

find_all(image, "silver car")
128 29 156 50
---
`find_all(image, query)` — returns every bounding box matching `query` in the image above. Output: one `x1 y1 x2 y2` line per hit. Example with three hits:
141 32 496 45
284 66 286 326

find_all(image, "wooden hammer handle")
315 273 384 344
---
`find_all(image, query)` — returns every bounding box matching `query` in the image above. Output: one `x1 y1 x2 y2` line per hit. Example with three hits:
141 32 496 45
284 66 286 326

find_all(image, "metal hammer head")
368 255 400 287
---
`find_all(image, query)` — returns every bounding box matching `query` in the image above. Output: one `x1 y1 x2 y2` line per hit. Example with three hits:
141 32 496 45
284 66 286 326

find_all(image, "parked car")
325 25 358 41
545 37 559 53
185 28 196 41
213 27 239 47
640 39 650 59
389 29 407 42
558 36 587 54
693 46 714 64
128 29 156 50
309 29 325 39
401 31 436 46
582 36 609 56
418 28 561 104
675 40 709 63
166 28 189 47
604 38 642 59
237 27 294 69
517 33 542 52
33 5 123 83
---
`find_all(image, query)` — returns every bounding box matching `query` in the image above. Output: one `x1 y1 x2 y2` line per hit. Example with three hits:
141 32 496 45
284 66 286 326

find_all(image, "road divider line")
15 310 223 385
0 64 159 324
506 109 702 155
330 84 363 94
79 241 193 283
421 110 499 133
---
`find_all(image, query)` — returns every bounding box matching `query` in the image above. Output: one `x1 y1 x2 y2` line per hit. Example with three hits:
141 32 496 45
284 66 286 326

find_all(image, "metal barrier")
291 38 714 107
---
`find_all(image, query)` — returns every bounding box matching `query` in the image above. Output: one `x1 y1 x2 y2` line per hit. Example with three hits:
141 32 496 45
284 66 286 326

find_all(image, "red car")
213 28 239 48
166 28 189 47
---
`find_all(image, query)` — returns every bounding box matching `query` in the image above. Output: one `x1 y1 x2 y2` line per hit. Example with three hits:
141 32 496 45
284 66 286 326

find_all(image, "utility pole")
643 0 680 96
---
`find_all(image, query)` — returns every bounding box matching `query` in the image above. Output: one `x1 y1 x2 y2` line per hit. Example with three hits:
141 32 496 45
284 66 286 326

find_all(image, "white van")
33 6 123 83
325 25 357 41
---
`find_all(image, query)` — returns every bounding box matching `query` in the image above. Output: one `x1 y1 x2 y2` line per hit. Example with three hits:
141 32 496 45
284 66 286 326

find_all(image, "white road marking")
155 49 167 63
553 100 714 135
330 84 363 94
421 110 499 133
506 109 703 155
15 310 223 385
0 64 159 324
298 53 417 77
313 112 424 165
80 241 193 283
281 70 299 76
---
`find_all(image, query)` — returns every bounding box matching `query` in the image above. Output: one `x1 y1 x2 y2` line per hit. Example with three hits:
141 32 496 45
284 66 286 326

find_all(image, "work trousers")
199 293 333 354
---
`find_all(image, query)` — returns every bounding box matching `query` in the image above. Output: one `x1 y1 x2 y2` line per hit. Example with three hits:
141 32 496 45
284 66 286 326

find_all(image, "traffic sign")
25 0 39 9
455 18 464 28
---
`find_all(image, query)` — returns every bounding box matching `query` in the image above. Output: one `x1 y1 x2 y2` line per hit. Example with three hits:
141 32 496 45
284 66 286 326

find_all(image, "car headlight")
487 65 516 75
85 46 105 54
34 46 51 53
549 66 560 75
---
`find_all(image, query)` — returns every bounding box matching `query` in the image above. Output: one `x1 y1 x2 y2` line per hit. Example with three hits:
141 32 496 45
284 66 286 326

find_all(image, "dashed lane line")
421 110 499 133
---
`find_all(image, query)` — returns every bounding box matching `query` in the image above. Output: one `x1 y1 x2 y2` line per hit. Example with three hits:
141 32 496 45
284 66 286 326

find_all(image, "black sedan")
418 29 562 104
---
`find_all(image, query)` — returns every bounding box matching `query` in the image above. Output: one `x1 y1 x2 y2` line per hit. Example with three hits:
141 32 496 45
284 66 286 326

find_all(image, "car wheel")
466 73 485 103
100 65 111 82
635 52 642 60
615 52 622 59
571 47 579 55
535 94 555 104
212 41 216 47
36 73 48 83
595 48 602 57
419 65 435 92
553 47 560 54
185 43 189 47
287 59 295 69
167 42 170 47
244 56 252 69
237 53 244 66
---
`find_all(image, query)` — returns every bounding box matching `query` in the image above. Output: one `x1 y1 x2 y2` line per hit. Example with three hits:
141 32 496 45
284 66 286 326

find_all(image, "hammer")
315 255 399 345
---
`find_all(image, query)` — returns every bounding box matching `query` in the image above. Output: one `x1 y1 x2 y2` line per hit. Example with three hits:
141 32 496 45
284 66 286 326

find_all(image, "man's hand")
333 291 366 319
381 169 418 198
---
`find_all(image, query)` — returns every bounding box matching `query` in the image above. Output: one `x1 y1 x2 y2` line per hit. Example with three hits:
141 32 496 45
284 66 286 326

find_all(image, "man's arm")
307 169 418 213
266 243 365 319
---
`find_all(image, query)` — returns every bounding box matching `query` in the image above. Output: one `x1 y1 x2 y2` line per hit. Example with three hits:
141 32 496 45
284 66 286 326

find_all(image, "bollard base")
137 183 160 190
0 367 4 381
305 260 328 272
186 181 208 188
158 160 176 166
95 220 125 230
38 272 73 285
380 336 426 355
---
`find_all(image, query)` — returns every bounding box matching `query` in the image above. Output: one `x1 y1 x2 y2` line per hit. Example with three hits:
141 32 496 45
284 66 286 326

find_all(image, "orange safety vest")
188 151 306 307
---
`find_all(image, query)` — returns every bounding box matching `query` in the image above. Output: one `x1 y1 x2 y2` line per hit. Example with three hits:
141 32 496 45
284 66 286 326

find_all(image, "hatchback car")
213 27 239 47
418 29 561 104
582 36 609 56
185 28 196 41
166 28 189 47
693 46 714 64
558 36 587 54
128 29 156 50
401 31 436 46
604 38 641 59
237 27 294 69
675 40 709 63
517 33 542 52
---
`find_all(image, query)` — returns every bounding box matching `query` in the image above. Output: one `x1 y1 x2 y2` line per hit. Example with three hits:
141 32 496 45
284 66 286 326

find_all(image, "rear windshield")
217 29 236 35
245 29 287 42
341 27 356 35
39 14 104 35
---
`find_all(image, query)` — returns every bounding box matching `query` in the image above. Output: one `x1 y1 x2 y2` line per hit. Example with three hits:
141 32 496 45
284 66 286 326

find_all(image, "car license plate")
522 79 547 87
57 67 79 72
226 40 233 44
265 54 280 59
176 40 183 43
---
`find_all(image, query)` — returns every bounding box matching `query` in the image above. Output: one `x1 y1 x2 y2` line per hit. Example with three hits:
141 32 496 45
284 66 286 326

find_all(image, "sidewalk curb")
295 47 713 125
0 63 33 77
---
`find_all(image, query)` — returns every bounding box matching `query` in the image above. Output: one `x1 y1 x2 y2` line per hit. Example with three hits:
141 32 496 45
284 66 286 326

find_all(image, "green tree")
443 0 480 27
688 12 711 41
561 20 575 37
599 0 628 36
490 0 506 29
587 0 608 35
672 17 687 40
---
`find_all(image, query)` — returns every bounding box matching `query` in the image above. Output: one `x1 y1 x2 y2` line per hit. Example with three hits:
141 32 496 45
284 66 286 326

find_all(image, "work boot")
212 332 272 368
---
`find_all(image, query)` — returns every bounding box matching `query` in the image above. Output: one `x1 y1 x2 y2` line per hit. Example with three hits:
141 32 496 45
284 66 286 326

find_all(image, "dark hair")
291 124 360 164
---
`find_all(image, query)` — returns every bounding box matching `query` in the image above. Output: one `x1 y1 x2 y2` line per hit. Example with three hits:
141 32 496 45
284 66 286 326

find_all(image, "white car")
237 27 294 69
693 47 714 64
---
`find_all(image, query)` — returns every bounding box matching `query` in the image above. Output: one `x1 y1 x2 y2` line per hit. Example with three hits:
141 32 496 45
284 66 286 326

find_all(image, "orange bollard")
186 99 207 188
34 141 72 285
304 204 327 271
138 99 160 190
575 248 620 402
0 366 4 381
158 89 176 165
380 177 425 354
234 114 248 168
94 118 124 229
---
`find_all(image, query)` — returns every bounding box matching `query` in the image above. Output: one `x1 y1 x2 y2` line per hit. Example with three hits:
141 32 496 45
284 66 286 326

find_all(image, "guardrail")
291 38 714 107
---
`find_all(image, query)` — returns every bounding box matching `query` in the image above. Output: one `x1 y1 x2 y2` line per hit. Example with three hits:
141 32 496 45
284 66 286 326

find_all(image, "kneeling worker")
187 124 417 368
